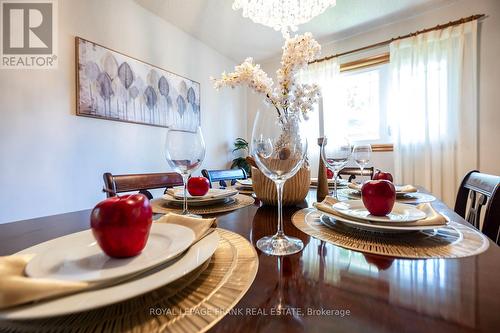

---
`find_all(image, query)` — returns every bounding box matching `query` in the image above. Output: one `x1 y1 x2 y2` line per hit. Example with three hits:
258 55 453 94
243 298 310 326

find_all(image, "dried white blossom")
276 33 321 97
212 33 322 120
211 57 278 105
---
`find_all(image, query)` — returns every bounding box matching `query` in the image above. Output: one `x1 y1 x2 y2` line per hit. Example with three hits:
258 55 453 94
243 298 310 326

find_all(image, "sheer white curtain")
299 58 340 177
389 21 478 206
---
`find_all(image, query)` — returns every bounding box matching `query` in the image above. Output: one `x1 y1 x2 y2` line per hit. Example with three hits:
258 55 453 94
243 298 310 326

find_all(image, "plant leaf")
144 86 157 110
158 76 169 97
97 72 113 99
118 62 134 89
177 95 186 117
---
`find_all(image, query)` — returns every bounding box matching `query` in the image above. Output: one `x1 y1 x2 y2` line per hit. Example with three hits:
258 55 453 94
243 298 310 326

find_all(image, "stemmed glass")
251 110 307 256
321 137 351 199
165 126 206 216
352 144 372 183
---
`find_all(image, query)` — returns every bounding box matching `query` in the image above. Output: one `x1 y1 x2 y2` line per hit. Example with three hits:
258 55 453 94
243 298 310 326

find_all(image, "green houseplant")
230 137 251 176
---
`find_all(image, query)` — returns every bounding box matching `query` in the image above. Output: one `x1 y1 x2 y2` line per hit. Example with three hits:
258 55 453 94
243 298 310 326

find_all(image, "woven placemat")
292 208 490 259
0 230 259 333
151 194 255 215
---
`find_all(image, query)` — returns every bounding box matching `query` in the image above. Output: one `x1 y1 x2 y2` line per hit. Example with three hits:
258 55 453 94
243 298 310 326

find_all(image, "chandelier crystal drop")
232 0 336 36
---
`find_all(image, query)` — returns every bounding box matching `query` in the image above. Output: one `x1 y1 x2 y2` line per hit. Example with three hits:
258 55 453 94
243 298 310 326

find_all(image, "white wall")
0 0 246 223
247 0 500 178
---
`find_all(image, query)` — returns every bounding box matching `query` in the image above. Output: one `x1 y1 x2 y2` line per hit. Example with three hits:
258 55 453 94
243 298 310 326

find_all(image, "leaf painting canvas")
76 37 200 129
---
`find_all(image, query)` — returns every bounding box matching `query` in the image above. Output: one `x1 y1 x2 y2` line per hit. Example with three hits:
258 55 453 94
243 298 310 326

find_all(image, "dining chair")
338 167 374 183
201 168 248 188
454 170 500 244
103 172 184 200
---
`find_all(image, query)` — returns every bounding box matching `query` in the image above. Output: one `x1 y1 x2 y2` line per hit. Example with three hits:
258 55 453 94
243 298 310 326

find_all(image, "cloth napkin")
155 212 216 240
166 187 238 200
236 179 253 187
314 196 447 227
0 255 88 310
0 213 217 310
348 182 418 193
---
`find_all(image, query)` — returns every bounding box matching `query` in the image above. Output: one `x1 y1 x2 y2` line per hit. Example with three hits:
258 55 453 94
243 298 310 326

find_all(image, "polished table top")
1 189 499 332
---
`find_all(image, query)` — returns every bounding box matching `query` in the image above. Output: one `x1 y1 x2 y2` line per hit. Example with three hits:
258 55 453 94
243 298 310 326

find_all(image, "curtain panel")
389 21 478 206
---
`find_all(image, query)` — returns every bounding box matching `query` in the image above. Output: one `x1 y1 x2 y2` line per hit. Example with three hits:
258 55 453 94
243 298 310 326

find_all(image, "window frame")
339 53 393 152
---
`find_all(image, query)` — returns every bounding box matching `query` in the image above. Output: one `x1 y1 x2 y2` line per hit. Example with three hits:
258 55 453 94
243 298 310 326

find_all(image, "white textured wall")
247 0 500 178
0 0 246 223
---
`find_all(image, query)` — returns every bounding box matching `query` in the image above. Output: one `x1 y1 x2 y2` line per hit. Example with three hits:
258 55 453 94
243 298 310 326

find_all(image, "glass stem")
334 172 338 199
181 173 189 215
277 256 284 309
360 166 364 182
275 180 285 238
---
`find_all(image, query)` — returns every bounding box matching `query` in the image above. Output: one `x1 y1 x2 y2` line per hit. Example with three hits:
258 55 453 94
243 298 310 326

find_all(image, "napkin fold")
396 185 419 193
314 196 447 227
348 182 418 193
236 179 253 187
0 214 217 310
0 255 88 310
155 213 216 240
347 182 363 191
166 187 238 200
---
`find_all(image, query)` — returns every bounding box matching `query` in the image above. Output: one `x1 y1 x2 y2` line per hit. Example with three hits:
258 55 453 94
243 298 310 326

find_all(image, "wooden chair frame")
455 170 500 244
103 172 183 199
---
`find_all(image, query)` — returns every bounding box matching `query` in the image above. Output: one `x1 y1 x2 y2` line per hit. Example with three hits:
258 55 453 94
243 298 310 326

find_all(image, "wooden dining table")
0 189 499 332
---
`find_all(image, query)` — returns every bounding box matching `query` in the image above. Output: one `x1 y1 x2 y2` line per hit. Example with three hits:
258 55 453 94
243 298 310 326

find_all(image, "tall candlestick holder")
316 137 329 202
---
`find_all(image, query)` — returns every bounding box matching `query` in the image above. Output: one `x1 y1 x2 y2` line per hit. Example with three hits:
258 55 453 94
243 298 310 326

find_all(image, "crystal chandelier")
232 0 336 36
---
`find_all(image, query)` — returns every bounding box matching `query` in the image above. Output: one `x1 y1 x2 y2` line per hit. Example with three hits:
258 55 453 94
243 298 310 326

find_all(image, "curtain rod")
309 14 485 65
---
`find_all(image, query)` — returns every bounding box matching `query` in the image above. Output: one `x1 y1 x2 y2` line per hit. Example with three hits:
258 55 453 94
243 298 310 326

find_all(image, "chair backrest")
201 168 247 188
103 172 183 199
338 167 374 183
454 170 500 244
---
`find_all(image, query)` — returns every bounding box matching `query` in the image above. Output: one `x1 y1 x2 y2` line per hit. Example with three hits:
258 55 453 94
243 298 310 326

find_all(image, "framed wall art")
76 37 200 129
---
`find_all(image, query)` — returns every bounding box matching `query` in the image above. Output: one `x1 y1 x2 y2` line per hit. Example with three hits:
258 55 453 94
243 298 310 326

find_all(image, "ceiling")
136 0 457 62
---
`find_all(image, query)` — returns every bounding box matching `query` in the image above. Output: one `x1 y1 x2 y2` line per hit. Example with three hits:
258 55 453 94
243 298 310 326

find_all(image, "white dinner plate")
162 193 235 207
395 192 436 204
25 223 195 283
319 212 446 233
167 187 238 200
331 200 427 223
339 188 436 204
0 229 219 320
348 184 417 197
233 187 253 194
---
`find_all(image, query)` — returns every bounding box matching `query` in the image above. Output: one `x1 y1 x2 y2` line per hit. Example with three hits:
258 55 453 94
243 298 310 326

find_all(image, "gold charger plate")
0 229 259 333
292 208 489 259
151 194 255 215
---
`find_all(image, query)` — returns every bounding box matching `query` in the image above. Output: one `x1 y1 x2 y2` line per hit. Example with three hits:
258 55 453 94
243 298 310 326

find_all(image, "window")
322 53 393 151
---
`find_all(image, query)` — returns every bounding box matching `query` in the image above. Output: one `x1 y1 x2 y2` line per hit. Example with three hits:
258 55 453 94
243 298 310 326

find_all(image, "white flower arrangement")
211 33 322 121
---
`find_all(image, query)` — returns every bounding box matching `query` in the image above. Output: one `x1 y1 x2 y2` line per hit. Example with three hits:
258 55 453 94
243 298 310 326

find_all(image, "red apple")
188 176 210 196
361 180 396 216
90 194 152 258
326 168 334 179
373 169 394 182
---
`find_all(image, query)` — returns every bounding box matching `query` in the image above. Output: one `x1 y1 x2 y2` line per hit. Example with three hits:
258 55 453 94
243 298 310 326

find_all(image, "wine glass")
321 137 351 199
165 126 206 216
251 109 307 256
352 144 372 183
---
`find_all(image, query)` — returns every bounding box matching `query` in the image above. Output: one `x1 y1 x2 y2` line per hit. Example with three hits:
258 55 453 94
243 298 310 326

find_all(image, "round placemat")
292 208 490 259
0 230 259 333
151 194 255 215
